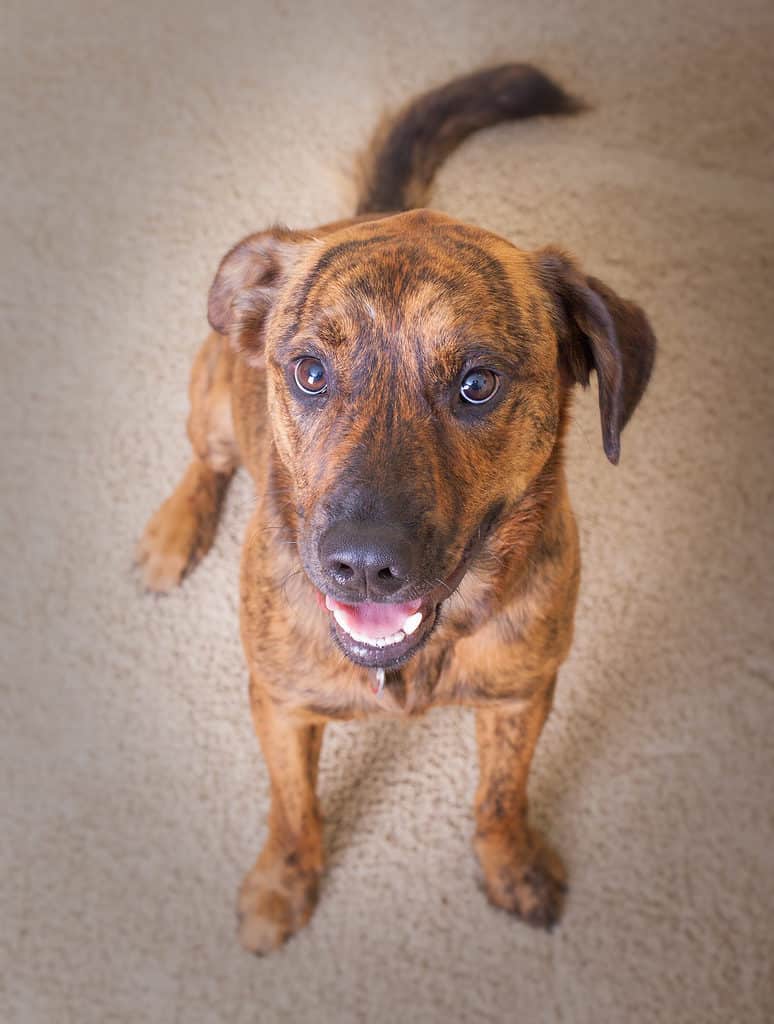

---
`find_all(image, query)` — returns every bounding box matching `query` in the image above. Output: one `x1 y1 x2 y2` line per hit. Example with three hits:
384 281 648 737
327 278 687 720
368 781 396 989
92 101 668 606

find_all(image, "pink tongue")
325 596 422 640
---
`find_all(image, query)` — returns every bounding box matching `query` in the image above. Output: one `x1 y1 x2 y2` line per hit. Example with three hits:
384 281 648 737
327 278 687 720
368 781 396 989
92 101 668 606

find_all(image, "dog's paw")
135 499 194 592
474 829 567 930
136 465 222 592
237 854 320 955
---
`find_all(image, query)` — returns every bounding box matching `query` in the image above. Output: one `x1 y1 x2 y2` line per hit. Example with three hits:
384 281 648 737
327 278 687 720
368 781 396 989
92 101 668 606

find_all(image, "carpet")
2 1 773 1021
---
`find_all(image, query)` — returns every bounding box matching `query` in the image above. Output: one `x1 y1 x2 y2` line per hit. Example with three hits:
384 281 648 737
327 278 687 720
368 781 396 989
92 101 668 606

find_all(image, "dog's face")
209 210 655 668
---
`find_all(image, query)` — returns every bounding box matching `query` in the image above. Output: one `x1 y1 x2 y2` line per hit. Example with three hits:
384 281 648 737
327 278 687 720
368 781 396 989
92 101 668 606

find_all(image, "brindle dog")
138 64 656 953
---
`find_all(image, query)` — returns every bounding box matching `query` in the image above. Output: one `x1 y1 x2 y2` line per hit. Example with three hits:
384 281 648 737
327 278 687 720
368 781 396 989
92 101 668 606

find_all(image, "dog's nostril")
334 561 354 581
377 567 396 581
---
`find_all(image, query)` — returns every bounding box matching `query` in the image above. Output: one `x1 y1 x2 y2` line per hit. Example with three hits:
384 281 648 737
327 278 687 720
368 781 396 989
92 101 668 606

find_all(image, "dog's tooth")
333 608 351 634
403 612 423 636
360 631 403 647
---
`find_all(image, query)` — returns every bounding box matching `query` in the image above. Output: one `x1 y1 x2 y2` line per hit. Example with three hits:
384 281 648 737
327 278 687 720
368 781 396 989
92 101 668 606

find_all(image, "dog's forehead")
279 211 547 358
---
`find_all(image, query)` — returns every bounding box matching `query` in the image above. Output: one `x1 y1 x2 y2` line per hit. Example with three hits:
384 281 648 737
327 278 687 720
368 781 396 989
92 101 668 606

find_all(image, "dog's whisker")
261 567 305 598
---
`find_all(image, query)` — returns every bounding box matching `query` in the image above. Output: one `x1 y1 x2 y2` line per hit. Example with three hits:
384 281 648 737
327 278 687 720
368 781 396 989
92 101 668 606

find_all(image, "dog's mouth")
322 591 439 670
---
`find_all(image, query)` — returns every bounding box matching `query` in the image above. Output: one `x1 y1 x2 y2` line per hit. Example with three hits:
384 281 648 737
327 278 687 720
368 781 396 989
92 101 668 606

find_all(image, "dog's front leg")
237 680 326 954
474 682 566 930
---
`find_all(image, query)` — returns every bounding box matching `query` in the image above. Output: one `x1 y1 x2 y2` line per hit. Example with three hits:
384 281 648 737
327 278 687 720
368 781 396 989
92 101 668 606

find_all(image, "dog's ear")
536 247 656 464
207 227 310 364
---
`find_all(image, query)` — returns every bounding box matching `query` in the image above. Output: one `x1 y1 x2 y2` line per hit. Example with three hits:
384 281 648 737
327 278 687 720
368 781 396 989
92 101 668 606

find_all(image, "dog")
137 64 656 954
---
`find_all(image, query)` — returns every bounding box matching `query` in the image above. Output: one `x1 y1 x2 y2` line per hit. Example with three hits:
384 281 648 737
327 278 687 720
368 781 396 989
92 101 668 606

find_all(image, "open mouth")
323 592 438 669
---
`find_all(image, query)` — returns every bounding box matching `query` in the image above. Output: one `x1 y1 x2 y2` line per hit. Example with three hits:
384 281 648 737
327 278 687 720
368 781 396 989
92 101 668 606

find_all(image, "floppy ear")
207 226 309 365
537 247 656 464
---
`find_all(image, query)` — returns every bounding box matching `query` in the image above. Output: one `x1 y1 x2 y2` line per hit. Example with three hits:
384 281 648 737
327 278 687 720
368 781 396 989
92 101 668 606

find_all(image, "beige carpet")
3 1 774 1021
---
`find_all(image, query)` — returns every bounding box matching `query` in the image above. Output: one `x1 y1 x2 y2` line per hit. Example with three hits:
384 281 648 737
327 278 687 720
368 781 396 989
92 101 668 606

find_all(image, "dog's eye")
294 356 328 396
459 368 499 405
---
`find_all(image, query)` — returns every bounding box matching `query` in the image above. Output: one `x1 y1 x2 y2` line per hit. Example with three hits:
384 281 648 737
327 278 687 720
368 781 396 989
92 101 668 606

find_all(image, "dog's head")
209 210 655 668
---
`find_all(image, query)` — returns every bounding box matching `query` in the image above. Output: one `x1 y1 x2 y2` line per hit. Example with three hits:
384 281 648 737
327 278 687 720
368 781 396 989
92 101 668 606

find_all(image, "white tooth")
335 622 406 648
403 611 423 636
333 608 350 633
362 630 405 648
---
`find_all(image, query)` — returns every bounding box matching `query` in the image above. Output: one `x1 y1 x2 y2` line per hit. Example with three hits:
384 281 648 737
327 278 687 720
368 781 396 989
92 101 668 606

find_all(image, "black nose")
319 521 416 599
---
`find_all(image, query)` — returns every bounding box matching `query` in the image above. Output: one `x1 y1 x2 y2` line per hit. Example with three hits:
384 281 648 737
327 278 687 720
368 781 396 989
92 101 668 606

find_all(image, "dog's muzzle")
314 518 437 668
312 502 502 670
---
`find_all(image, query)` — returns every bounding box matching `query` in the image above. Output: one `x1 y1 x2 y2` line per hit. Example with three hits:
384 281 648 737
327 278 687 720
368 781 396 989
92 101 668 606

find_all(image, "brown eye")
460 367 499 405
294 356 328 395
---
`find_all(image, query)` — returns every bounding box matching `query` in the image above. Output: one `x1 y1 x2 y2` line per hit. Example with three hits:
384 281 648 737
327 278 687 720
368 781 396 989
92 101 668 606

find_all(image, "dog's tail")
355 63 583 215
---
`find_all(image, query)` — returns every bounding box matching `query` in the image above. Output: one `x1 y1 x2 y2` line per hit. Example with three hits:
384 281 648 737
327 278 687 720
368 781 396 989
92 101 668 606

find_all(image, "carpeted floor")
2 1 773 1021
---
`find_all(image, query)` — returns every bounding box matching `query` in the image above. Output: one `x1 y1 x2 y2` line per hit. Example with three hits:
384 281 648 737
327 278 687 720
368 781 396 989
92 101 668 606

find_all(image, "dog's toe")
136 528 189 593
512 850 567 930
237 889 293 955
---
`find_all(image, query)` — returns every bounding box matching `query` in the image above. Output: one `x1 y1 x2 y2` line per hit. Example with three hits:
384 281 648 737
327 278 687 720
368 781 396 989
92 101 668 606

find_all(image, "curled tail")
355 63 583 215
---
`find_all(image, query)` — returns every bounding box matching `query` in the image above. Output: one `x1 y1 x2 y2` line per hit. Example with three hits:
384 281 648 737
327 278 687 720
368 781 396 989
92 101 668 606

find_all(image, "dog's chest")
372 644 451 716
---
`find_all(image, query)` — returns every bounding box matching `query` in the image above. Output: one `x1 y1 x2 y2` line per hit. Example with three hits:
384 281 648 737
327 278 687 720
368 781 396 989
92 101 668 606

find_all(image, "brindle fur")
137 64 656 953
